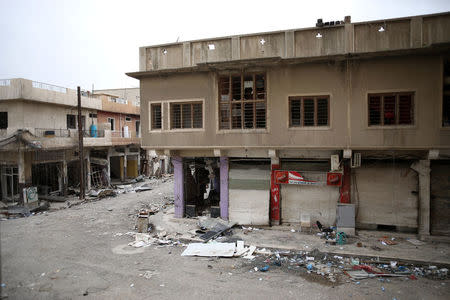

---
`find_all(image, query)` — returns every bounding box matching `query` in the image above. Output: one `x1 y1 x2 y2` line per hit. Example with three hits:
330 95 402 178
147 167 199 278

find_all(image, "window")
219 73 266 129
151 104 162 130
89 113 97 118
289 96 329 127
125 116 132 122
67 114 76 129
368 92 414 126
170 102 202 129
0 112 7 129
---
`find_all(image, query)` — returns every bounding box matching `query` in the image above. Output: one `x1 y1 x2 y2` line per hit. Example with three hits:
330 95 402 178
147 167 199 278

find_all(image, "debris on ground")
181 242 236 257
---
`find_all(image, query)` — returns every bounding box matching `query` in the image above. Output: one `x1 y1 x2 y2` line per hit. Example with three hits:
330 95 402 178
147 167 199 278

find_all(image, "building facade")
130 12 450 238
0 79 141 204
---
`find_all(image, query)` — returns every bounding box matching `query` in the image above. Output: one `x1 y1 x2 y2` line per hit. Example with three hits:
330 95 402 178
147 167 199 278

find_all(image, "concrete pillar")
18 151 32 205
86 150 91 191
219 157 229 220
139 47 146 71
62 159 68 196
411 160 431 239
137 151 141 175
123 155 127 181
106 149 111 185
270 157 280 225
173 157 184 218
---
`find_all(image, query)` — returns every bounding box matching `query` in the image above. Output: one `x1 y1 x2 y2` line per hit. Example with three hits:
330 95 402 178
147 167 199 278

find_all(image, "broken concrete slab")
181 242 236 257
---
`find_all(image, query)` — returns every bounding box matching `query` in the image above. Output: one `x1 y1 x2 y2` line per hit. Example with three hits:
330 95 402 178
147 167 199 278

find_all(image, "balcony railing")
111 130 138 138
32 81 67 94
35 128 105 138
35 128 70 137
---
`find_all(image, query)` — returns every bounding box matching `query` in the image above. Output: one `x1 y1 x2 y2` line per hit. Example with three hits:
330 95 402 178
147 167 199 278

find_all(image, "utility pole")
77 87 85 200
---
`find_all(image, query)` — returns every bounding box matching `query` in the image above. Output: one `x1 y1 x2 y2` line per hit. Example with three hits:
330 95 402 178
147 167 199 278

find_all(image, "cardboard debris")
181 243 236 257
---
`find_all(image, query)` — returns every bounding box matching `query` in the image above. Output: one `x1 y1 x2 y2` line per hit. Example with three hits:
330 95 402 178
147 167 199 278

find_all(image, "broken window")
443 59 450 127
151 103 162 130
219 73 266 129
67 114 76 129
289 96 329 127
170 102 203 129
368 92 414 126
0 112 7 129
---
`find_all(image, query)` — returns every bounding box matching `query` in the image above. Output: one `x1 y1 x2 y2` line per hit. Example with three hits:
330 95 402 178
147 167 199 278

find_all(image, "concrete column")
106 149 111 185
62 159 68 196
18 151 32 205
219 157 229 220
123 155 127 181
86 150 91 191
411 160 431 239
137 151 141 175
173 157 184 218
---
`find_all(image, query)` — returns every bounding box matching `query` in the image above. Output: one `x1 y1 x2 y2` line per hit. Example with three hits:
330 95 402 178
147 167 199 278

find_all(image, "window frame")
218 73 267 131
288 95 331 128
150 103 163 131
169 101 203 130
367 92 415 127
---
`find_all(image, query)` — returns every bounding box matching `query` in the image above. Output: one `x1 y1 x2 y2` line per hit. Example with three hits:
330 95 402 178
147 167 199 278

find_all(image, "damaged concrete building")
128 12 450 239
0 78 141 204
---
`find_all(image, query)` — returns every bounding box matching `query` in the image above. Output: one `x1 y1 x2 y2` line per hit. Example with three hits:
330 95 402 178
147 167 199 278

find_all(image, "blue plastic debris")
260 265 269 272
381 286 385 292
307 263 313 270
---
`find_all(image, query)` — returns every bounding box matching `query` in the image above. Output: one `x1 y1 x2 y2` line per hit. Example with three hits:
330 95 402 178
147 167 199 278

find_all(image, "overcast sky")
1 0 449 91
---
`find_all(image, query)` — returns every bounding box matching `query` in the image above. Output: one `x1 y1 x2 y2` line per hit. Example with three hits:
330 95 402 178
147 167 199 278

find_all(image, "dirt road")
1 179 449 299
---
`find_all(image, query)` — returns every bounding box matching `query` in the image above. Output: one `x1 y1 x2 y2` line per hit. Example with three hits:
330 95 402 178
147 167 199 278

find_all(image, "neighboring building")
128 12 450 238
0 78 141 204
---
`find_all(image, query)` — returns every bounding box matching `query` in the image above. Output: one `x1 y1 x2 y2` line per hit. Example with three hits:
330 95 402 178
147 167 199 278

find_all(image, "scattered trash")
260 265 269 272
378 237 397 245
406 238 425 246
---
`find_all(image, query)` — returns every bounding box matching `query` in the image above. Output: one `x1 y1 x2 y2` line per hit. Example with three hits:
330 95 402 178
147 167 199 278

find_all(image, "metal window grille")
170 102 202 129
219 73 266 129
289 96 329 127
151 104 162 129
368 93 414 126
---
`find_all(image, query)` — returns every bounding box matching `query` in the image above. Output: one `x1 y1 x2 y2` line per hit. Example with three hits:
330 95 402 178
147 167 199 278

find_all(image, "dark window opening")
368 93 414 126
151 104 162 130
170 102 202 129
289 96 329 127
67 114 76 129
219 73 266 129
0 112 7 129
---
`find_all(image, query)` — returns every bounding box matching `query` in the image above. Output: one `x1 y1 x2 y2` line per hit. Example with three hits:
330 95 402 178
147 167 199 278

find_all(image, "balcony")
0 78 102 110
111 130 141 145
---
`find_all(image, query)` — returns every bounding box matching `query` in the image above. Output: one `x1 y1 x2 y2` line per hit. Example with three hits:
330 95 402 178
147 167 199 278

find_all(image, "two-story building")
0 79 141 204
128 12 450 238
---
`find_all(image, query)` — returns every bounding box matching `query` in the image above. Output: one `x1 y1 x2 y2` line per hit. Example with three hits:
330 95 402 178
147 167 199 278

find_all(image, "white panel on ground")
354 161 418 228
281 185 339 226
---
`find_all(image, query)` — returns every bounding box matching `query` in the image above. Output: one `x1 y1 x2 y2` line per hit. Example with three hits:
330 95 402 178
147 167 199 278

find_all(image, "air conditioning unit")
351 153 361 168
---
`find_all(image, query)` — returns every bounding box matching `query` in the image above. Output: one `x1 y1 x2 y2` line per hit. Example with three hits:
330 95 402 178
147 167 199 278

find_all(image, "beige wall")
0 100 96 133
140 55 450 154
95 93 140 115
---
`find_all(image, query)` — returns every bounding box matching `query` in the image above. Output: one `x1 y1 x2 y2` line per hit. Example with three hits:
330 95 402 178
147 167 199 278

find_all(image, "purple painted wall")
173 157 184 218
220 157 229 220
